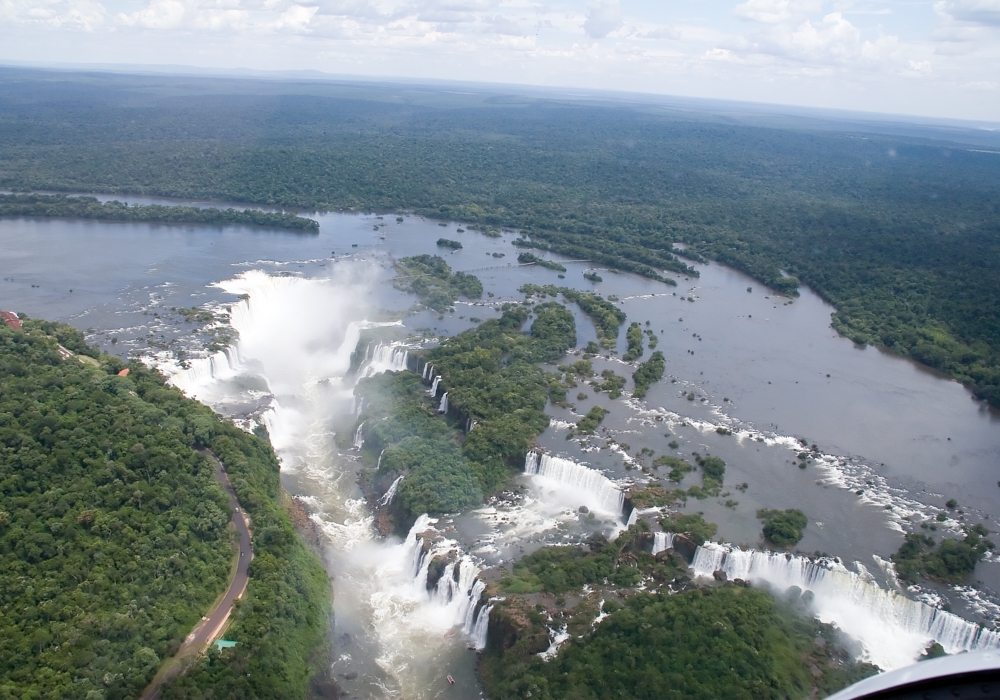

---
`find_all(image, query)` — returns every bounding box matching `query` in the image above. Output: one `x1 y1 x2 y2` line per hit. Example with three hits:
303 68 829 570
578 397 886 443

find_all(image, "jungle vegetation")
517 252 567 272
481 584 879 700
632 351 665 398
2 69 996 405
0 193 319 231
357 303 576 525
521 284 626 349
393 254 483 312
757 509 809 548
891 525 995 583
0 318 329 700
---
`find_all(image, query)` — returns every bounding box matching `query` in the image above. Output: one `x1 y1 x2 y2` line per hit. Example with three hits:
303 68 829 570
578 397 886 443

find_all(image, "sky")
1 0 998 122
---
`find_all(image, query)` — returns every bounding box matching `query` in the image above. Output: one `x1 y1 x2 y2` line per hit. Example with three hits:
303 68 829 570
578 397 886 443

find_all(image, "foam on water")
691 543 1000 670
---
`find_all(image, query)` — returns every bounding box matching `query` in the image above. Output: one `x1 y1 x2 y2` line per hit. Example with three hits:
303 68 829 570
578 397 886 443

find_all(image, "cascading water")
691 543 1000 670
427 375 442 397
360 343 409 378
353 421 365 450
378 475 404 507
652 531 675 555
438 392 449 414
163 269 488 698
524 450 625 516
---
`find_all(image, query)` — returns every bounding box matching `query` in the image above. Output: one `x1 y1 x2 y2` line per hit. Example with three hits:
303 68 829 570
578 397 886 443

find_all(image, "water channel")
2 201 999 693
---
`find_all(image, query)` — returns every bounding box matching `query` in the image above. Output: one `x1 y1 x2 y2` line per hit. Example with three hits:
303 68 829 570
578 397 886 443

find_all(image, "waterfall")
691 543 1000 670
422 363 431 380
652 531 675 555
360 342 409 378
378 475 404 507
524 451 625 516
399 515 490 650
471 604 493 650
353 421 365 450
428 375 442 397
168 345 242 395
376 448 385 471
438 392 449 414
625 507 638 527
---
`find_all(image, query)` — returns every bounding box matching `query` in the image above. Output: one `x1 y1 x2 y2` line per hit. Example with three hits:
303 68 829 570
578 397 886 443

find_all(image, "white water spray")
378 475 404 507
524 451 625 516
691 543 1000 670
361 343 409 378
428 375 441 397
652 531 675 555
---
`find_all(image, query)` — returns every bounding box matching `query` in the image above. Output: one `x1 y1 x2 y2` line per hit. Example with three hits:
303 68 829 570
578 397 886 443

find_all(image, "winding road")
139 449 252 700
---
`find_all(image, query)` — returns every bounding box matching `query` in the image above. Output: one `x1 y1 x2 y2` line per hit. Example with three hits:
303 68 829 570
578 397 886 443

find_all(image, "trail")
139 449 253 700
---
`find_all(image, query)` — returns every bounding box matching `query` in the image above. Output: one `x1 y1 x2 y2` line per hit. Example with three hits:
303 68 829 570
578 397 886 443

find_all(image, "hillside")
0 316 330 700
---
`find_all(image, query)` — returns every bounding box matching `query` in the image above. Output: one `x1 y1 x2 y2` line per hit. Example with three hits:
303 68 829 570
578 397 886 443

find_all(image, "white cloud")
734 0 821 24
118 0 186 28
583 0 621 38
936 0 1000 26
1 0 106 29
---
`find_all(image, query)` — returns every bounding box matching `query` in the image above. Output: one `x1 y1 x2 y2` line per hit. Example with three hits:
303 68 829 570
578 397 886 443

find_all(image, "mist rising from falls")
524 451 625 516
360 343 409 378
692 543 1000 670
163 269 489 698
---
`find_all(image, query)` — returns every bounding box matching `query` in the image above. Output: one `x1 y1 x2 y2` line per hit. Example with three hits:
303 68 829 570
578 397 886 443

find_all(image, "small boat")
446 675 455 685
444 631 456 638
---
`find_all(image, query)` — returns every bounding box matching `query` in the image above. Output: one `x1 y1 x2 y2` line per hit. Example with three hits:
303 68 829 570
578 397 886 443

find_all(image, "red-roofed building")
1 311 22 331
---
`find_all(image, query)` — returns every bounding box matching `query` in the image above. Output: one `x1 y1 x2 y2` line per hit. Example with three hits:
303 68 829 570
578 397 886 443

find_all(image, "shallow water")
3 203 1000 684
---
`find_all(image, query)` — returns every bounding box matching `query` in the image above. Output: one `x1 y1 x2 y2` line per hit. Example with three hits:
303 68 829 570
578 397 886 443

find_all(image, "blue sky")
1 0 998 121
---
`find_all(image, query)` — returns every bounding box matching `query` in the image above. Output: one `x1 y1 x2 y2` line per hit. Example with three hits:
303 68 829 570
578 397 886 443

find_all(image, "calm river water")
2 202 999 692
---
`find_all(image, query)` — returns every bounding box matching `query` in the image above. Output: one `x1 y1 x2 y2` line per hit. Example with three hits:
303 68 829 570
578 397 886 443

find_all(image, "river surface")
2 203 1000 690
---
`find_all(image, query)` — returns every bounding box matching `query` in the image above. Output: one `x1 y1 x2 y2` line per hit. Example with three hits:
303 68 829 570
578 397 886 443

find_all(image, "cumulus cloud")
734 0 821 24
936 0 1000 26
1 0 106 29
583 0 621 38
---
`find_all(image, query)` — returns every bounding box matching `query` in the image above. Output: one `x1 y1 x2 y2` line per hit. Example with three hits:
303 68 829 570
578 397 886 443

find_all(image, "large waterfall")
692 543 1000 670
524 451 625 516
403 515 491 650
652 531 675 555
428 375 442 397
438 392 449 414
360 342 409 378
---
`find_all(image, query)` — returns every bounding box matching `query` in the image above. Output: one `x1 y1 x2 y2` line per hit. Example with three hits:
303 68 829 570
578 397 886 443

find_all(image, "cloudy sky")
1 0 998 121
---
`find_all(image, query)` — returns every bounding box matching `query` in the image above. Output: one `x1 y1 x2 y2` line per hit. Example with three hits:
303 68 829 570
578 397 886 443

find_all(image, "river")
2 203 999 692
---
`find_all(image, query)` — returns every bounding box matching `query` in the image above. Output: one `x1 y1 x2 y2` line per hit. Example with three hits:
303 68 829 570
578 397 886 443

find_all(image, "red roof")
1 311 22 331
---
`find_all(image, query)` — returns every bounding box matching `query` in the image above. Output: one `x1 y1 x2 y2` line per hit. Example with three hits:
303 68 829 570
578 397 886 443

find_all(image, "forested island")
0 194 319 231
0 317 330 699
1 69 997 405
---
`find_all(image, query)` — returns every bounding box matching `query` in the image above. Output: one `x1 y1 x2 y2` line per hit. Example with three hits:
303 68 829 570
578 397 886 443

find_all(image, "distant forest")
1 67 999 405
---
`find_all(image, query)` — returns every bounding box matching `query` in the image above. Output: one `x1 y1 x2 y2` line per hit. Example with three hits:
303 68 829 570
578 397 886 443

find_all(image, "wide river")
2 200 1000 694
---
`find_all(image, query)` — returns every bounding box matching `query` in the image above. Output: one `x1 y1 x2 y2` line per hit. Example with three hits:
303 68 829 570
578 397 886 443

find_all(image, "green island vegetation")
0 318 330 700
891 524 995 584
521 284 626 349
653 454 694 482
757 508 809 548
393 255 483 313
2 70 997 405
583 271 602 283
645 328 659 349
622 322 644 361
0 193 319 231
576 406 609 434
591 369 626 399
632 350 666 398
483 523 876 699
436 237 462 249
357 303 576 527
659 512 718 544
517 252 567 272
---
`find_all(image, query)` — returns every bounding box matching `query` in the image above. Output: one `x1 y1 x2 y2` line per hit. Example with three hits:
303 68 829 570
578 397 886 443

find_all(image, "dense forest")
0 317 330 699
1 69 996 404
0 193 319 231
480 522 878 699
